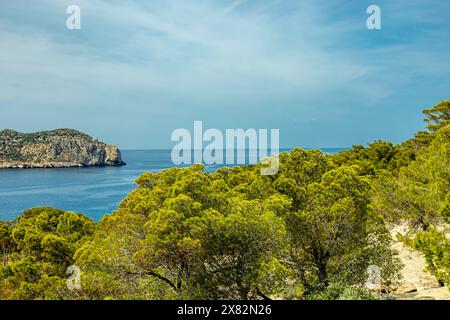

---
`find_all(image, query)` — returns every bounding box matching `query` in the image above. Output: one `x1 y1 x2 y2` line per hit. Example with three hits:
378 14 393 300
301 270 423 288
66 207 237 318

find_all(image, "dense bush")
371 100 450 289
0 207 95 299
0 153 400 300
1 100 449 300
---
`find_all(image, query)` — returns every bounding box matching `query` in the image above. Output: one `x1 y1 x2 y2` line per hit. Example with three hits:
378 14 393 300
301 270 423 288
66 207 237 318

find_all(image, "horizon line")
120 147 351 151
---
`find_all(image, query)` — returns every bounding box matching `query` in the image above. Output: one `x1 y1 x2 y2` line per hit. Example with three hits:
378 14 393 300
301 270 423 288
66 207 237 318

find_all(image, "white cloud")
0 0 449 147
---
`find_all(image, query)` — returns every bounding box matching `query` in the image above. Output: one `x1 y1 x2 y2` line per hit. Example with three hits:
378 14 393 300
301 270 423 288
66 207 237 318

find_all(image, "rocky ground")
388 226 450 300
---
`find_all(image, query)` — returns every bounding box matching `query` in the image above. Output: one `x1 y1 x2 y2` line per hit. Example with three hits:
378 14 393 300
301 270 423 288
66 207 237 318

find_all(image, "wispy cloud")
224 0 247 15
0 0 449 148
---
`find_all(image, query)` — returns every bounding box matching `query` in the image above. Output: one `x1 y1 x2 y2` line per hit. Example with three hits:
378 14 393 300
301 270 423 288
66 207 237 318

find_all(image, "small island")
0 128 125 169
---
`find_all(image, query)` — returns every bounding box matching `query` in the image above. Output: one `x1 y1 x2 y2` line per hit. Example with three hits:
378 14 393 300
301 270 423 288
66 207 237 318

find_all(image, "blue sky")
0 0 449 149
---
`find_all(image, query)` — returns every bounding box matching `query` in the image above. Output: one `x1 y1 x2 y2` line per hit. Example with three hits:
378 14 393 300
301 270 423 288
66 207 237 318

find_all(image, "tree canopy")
1 100 450 300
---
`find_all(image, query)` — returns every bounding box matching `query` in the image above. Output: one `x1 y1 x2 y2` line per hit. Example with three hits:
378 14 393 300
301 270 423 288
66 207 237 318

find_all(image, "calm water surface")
0 149 345 221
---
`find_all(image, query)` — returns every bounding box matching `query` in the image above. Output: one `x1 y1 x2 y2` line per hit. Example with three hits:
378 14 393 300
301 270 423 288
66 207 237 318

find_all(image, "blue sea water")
0 148 346 221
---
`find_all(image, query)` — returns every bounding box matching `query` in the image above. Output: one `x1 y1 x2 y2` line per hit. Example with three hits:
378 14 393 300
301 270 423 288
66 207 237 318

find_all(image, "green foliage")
392 99 450 167
284 166 400 290
441 194 450 223
373 125 450 230
69 149 397 300
4 101 450 299
0 207 95 299
0 150 400 300
306 282 377 300
412 228 450 286
333 141 401 175
334 100 450 176
423 99 450 132
369 104 450 290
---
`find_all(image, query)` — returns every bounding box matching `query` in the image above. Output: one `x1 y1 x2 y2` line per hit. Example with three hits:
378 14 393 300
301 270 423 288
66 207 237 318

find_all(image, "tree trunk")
239 286 249 300
317 260 329 287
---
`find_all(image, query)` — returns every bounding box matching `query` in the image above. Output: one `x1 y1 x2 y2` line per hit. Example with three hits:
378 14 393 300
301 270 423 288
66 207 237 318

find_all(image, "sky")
0 0 449 149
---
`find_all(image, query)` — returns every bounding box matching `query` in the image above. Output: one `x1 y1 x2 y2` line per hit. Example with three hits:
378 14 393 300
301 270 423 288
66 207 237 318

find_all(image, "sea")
0 148 346 221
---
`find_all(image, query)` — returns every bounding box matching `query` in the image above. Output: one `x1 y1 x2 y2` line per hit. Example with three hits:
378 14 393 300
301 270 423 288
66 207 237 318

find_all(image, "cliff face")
0 129 125 169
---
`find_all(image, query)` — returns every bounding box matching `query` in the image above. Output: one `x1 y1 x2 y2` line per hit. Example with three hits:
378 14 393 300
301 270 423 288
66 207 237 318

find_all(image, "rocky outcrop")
0 129 125 169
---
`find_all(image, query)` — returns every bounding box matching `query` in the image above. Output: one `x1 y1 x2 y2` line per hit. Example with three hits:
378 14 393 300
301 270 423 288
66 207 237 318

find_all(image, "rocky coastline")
0 129 125 169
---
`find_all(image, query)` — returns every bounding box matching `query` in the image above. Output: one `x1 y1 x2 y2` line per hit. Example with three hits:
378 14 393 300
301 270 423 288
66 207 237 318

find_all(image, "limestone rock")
0 128 125 169
104 144 125 166
394 283 418 294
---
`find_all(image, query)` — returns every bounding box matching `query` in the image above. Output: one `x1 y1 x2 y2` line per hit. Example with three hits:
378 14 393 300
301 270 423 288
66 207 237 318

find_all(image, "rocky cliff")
0 129 125 169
